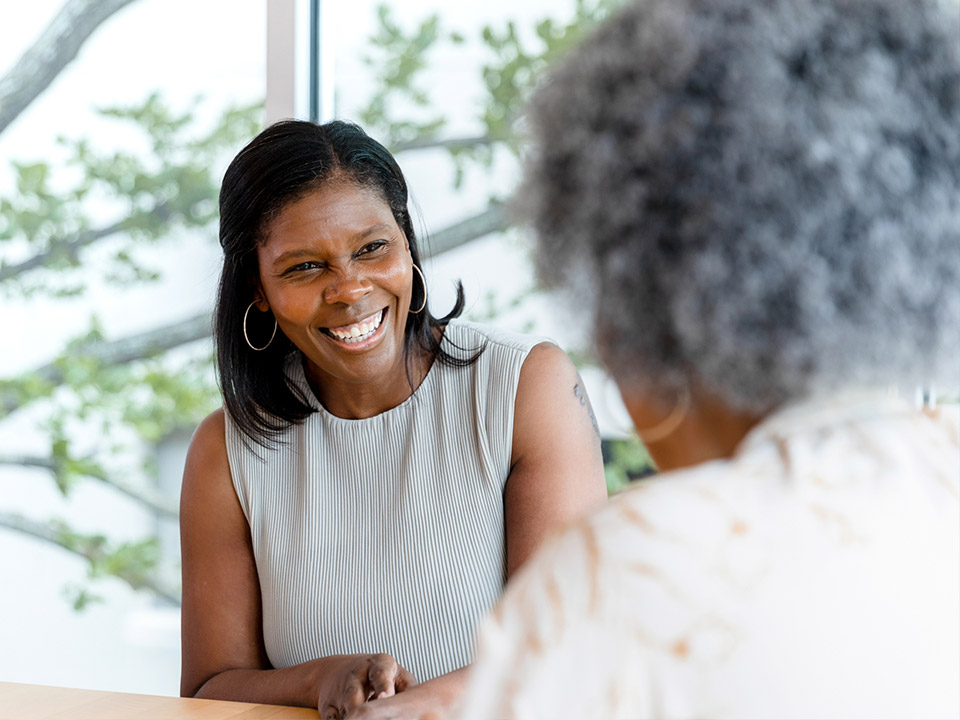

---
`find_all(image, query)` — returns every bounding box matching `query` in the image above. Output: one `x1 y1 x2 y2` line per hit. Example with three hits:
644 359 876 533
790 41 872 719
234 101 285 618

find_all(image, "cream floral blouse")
459 392 960 720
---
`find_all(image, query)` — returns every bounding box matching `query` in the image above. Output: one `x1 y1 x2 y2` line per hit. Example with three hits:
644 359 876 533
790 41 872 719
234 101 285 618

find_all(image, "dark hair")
216 120 477 447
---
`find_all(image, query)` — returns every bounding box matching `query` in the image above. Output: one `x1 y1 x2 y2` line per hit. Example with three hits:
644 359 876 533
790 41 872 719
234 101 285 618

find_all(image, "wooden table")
0 682 319 719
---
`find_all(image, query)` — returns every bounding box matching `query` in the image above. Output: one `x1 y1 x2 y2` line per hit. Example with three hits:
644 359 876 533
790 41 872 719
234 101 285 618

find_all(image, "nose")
322 270 372 305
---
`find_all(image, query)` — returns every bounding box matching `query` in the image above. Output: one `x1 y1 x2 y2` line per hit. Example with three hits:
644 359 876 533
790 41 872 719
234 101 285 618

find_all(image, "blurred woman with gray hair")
459 1 960 718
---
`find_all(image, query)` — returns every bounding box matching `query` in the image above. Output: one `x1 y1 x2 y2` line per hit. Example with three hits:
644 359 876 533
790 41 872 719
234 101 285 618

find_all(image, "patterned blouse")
459 392 960 720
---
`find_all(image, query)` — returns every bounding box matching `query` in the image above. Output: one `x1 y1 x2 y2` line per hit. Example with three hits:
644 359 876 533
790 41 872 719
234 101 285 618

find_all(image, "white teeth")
327 309 384 342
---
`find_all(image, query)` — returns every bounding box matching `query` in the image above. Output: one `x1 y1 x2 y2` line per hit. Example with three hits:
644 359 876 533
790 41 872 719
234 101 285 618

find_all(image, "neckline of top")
288 321 459 426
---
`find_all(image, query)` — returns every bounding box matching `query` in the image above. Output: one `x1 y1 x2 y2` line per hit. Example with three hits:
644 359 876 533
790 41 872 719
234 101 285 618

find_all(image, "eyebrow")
271 223 395 267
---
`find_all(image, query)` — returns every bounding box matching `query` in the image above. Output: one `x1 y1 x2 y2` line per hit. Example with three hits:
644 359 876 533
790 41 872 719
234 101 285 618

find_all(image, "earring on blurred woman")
635 387 691 444
409 264 428 314
243 300 278 351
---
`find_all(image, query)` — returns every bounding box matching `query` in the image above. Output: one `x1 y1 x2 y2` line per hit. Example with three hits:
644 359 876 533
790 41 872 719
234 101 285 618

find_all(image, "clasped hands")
315 653 440 720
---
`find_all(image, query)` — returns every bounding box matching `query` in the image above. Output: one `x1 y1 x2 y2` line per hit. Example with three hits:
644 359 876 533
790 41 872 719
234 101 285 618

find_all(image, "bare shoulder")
181 408 232 507
516 341 579 401
515 341 600 440
188 408 227 459
521 341 574 377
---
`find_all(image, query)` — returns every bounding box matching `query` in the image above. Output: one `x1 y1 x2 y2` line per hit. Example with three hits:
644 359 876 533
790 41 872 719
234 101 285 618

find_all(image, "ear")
252 287 270 313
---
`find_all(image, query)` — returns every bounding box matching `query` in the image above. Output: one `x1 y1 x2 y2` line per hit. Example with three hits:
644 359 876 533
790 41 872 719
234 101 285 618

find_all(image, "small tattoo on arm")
573 381 601 439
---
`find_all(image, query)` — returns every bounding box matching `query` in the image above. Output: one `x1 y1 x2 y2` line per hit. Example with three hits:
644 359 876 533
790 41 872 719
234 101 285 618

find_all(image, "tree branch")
391 134 498 155
0 200 174 284
1 203 511 417
62 310 212 369
1 311 212 417
0 511 180 605
0 454 179 519
424 202 510 255
0 219 127 283
0 0 141 135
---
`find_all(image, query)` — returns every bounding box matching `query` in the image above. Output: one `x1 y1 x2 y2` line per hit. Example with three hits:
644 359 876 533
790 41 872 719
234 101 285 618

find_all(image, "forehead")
261 179 397 253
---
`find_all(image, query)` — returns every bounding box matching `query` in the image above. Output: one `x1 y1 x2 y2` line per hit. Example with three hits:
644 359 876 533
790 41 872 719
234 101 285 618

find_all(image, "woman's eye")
286 261 323 274
357 241 386 256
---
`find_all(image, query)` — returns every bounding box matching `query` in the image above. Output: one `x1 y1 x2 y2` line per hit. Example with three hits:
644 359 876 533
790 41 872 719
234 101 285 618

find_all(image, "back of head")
522 0 960 410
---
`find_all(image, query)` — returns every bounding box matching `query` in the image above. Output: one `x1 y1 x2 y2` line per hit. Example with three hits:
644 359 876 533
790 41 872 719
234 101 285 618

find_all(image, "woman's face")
255 178 415 394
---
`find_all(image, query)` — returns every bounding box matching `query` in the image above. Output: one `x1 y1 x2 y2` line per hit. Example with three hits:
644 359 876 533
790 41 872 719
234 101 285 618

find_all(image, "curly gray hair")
521 0 960 410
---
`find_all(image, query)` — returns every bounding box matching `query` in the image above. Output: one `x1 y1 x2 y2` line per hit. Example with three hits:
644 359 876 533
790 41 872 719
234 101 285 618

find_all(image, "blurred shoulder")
494 462 726 617
463 479 681 720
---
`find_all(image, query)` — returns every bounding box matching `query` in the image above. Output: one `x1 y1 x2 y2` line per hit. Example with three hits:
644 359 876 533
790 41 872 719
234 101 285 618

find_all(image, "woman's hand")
341 666 466 720
342 690 441 720
315 653 417 720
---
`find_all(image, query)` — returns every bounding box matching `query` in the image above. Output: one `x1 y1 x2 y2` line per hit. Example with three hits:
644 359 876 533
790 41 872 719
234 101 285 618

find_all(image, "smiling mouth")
320 308 386 344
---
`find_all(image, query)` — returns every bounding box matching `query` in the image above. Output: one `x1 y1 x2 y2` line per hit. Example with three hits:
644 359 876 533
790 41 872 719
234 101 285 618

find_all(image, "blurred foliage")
602 437 656 495
1 95 258 606
51 519 167 608
0 94 260 297
2 0 631 608
359 7 446 146
359 0 625 188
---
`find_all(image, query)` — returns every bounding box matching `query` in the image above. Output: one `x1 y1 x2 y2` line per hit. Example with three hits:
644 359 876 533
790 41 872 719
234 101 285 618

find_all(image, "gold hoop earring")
635 387 690 444
243 300 277 351
409 264 427 314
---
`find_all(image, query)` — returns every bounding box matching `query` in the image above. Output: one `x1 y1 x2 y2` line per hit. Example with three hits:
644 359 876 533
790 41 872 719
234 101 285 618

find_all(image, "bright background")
0 0 638 696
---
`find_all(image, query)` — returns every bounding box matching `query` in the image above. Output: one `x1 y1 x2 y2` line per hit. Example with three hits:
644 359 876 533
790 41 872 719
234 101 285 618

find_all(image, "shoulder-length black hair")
215 119 479 448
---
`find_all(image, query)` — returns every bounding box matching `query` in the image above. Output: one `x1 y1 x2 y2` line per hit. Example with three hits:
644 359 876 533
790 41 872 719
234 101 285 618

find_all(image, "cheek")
280 294 320 322
378 258 412 298
264 282 322 324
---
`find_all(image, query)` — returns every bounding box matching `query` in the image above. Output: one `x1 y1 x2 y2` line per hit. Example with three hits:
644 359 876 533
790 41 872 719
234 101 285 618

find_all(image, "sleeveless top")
224 320 545 682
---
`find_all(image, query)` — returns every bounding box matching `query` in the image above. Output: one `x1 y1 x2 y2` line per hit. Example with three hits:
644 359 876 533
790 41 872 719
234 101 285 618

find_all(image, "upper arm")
504 343 607 577
179 409 270 697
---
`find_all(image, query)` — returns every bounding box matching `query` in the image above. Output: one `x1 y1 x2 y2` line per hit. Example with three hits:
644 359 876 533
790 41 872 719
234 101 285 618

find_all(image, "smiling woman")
178 120 607 720
256 179 420 415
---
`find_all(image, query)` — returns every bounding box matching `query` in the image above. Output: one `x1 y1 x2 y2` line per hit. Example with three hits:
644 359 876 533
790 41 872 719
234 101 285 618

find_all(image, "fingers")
318 659 378 720
341 670 368 713
321 703 343 720
395 666 417 693
367 653 400 699
319 653 417 720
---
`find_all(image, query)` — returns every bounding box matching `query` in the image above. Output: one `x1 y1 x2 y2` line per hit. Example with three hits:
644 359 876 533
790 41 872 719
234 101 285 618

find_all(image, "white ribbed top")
224 320 543 682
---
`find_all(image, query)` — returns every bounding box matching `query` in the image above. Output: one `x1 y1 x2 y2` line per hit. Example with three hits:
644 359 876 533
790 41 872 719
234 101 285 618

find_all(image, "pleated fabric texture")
224 320 545 682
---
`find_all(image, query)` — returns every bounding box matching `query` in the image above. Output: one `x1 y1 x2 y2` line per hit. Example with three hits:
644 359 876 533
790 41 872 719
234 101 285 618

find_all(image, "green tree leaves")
2 0 640 611
1 94 260 296
1 96 252 607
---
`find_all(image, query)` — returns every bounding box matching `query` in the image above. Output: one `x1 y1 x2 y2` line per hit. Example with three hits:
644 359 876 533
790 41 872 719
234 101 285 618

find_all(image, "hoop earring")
243 301 277 351
409 264 427 314
635 387 690 444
